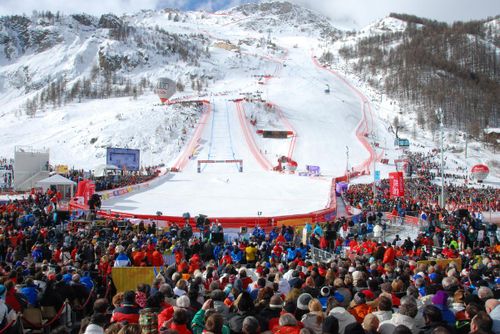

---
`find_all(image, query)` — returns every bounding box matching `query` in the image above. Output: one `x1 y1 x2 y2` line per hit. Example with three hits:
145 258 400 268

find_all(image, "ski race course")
96 38 377 227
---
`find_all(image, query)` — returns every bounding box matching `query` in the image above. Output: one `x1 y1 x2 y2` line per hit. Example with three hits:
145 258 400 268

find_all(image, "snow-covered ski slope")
102 12 375 217
2 6 496 216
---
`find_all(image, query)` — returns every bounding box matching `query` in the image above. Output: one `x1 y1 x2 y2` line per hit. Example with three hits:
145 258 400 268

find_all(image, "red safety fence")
69 200 336 231
0 319 16 334
21 300 68 329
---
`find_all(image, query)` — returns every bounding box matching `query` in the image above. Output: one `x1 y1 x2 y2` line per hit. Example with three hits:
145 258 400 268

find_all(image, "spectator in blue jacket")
20 278 39 307
432 290 455 326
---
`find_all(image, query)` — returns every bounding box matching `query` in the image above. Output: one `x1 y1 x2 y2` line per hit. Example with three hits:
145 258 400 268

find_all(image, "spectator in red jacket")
168 308 192 334
111 290 140 324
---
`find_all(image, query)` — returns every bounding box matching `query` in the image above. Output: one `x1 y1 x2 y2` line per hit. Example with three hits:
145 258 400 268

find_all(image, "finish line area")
98 167 334 223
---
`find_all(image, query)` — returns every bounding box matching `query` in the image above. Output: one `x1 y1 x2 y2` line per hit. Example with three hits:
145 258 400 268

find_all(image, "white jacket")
329 307 357 334
373 225 383 238
84 324 104 334
379 313 418 334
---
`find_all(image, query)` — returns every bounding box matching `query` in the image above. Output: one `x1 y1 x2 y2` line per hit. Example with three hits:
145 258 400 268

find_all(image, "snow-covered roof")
484 128 500 134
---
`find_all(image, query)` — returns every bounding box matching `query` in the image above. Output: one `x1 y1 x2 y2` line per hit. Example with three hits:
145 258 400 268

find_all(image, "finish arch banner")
389 171 405 198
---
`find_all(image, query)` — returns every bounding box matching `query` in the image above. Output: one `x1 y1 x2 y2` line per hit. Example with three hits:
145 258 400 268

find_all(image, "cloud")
0 0 159 16
0 0 497 27
284 0 500 27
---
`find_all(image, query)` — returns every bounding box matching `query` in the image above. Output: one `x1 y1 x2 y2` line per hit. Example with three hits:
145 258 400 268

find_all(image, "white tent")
94 164 119 177
36 174 77 198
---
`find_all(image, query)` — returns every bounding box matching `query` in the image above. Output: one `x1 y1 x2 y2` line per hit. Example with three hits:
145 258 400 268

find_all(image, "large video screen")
106 148 140 171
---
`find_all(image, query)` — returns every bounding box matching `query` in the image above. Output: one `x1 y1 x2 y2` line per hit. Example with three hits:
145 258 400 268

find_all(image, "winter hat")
223 284 233 296
380 282 392 293
297 293 313 310
321 286 331 297
210 289 226 302
333 292 345 304
177 295 191 308
412 274 423 281
431 290 448 306
429 273 439 282
361 289 375 301
353 292 366 305
269 295 284 309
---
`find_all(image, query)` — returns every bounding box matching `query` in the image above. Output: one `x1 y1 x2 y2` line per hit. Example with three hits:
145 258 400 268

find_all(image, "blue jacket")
20 285 39 307
435 304 456 326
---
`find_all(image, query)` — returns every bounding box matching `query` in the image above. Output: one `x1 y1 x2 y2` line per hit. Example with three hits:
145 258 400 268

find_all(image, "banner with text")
389 171 405 198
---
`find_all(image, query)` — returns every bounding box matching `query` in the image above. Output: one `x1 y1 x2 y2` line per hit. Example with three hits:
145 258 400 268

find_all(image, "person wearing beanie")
208 290 230 321
295 293 313 320
333 278 351 308
328 307 356 334
258 294 283 331
111 290 140 324
431 290 455 326
348 292 372 323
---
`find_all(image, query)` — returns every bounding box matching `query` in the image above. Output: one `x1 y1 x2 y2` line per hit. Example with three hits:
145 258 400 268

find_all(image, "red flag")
389 172 405 198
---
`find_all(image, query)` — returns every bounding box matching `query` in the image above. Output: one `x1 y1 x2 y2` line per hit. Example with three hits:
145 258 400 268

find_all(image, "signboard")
106 148 140 171
374 170 381 181
262 130 289 139
306 165 321 176
389 171 405 198
55 165 69 174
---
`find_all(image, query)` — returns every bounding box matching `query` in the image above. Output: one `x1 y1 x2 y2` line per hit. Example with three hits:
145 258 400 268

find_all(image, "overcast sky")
0 0 498 27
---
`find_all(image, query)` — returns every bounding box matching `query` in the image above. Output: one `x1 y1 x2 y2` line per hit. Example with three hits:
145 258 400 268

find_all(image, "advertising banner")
389 171 405 198
306 165 321 176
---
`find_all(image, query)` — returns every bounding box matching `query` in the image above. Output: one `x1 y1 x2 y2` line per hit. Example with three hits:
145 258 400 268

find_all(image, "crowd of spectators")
0 148 499 334
345 152 499 214
0 184 498 334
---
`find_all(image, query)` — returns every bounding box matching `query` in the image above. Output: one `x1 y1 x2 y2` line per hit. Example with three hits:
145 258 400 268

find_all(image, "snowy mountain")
0 1 497 182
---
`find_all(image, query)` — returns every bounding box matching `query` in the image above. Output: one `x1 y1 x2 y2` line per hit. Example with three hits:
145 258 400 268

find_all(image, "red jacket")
272 325 301 334
6 287 22 312
152 251 164 267
170 323 192 334
158 305 174 330
111 305 140 324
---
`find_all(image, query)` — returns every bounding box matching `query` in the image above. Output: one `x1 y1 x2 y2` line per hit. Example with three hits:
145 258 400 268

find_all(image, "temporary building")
36 174 77 198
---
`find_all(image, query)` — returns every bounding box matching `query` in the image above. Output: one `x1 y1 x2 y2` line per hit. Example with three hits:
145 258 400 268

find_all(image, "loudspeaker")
240 227 248 234
211 232 224 243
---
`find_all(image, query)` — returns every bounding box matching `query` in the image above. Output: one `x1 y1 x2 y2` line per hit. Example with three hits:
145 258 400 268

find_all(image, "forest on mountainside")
337 13 500 139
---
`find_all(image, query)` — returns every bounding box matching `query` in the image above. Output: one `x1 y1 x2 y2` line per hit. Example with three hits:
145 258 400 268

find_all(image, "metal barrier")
309 246 335 263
